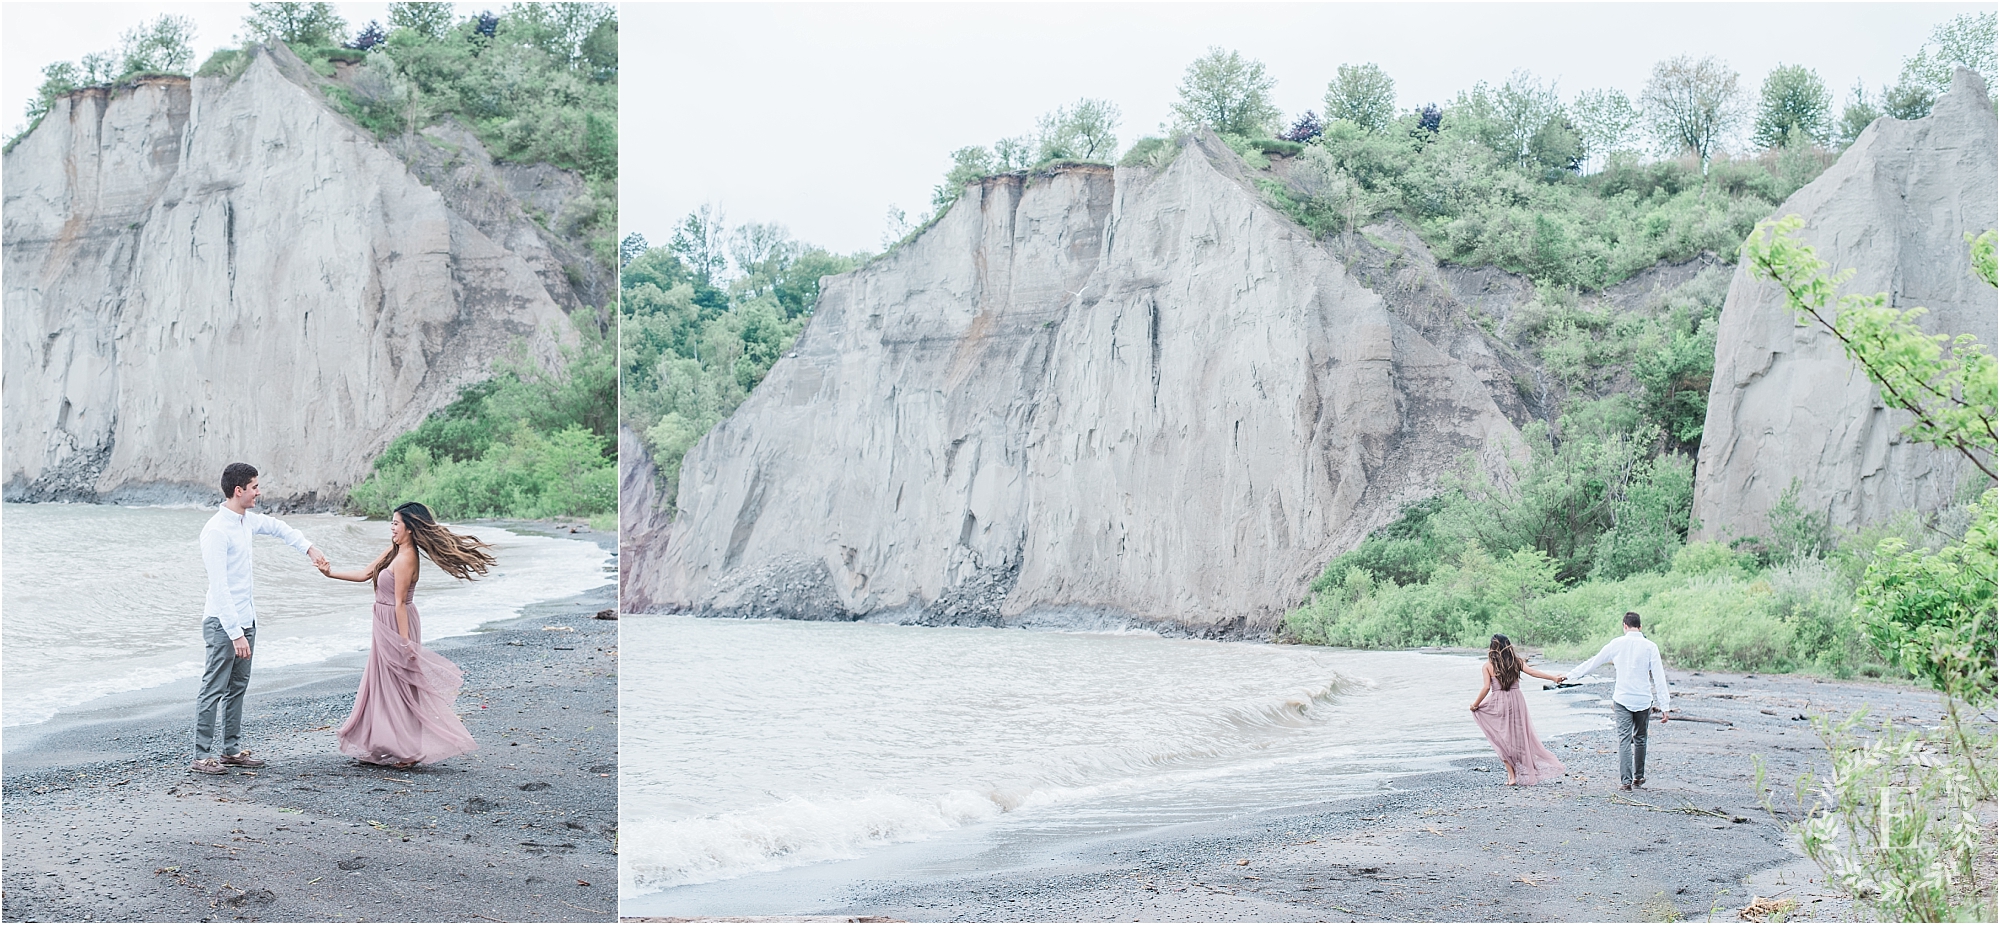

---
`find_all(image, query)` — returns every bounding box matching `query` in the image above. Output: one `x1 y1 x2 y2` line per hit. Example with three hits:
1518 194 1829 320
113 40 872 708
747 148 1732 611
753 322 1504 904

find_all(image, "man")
1563 611 1671 791
192 462 329 775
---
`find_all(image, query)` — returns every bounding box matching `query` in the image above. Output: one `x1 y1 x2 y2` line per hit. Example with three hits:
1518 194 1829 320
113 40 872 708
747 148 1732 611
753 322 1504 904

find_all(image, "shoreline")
622 665 1945 923
2 525 618 923
3 516 614 741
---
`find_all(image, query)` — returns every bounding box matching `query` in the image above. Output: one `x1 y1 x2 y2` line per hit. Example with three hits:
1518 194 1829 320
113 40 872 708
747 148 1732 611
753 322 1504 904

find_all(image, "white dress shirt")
1568 630 1672 713
201 506 314 640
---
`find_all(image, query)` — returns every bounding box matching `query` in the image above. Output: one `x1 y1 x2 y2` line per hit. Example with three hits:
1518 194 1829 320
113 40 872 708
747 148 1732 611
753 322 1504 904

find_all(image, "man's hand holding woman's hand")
308 546 330 570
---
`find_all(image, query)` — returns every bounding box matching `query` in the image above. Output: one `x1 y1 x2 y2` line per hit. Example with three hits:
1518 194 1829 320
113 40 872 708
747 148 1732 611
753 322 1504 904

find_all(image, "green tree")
1571 87 1639 171
503 2 617 73
1926 10 2000 91
1834 79 1881 147
1494 70 1565 168
1429 417 1683 583
669 205 729 286
1171 47 1281 138
10 14 197 148
387 1 454 39
23 62 84 126
1877 12 1998 121
1590 450 1696 581
242 2 349 47
116 14 197 76
1751 64 1831 149
1881 74 1937 121
1525 113 1583 175
1640 54 1744 167
1034 98 1121 162
620 233 861 510
1632 304 1719 452
727 222 798 300
933 145 995 211
773 247 863 320
1855 490 1997 704
1323 63 1396 133
993 135 1034 171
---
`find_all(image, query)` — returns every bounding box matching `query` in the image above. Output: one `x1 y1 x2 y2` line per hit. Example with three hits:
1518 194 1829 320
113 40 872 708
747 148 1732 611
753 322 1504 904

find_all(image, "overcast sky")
3 2 415 138
4 3 1982 259
624 2 1983 256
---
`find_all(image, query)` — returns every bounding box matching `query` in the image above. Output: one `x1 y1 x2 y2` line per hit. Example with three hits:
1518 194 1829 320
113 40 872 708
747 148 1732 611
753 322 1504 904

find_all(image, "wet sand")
3 526 618 923
627 666 1947 923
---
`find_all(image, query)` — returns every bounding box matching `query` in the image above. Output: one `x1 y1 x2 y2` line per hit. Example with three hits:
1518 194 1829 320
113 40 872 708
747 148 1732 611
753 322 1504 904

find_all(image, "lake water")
0 503 614 728
619 615 1609 910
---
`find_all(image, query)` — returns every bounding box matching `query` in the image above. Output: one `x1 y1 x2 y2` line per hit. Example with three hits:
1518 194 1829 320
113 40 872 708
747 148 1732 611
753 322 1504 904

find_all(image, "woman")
1468 634 1567 786
319 502 492 767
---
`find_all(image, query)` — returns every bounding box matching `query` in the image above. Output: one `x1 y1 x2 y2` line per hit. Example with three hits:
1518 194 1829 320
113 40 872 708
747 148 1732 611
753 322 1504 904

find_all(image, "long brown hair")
1488 634 1523 691
371 502 497 581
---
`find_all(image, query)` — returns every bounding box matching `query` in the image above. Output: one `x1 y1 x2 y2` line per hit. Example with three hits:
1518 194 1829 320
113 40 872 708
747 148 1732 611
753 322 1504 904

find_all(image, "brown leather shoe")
190 758 228 775
220 751 266 768
1619 782 1632 791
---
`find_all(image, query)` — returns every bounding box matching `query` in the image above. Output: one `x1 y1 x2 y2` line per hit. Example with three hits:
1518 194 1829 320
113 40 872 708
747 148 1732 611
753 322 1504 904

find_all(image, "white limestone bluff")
2 43 582 509
622 135 1530 634
1693 68 1999 540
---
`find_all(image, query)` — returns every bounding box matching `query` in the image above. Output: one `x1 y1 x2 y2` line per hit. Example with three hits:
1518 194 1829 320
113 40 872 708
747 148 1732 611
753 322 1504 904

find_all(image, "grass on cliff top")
1246 117 1832 293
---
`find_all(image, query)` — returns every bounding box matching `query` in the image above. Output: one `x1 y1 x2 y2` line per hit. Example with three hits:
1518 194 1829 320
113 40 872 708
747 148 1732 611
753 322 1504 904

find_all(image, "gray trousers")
1614 704 1650 784
195 617 255 757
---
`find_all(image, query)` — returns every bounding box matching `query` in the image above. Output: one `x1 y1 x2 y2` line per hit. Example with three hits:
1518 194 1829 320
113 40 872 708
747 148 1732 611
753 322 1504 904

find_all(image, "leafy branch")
1742 215 1998 481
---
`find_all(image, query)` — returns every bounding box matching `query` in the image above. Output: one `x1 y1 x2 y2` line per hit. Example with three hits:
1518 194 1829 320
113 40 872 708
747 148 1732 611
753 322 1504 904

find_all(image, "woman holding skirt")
319 501 491 767
1468 634 1568 785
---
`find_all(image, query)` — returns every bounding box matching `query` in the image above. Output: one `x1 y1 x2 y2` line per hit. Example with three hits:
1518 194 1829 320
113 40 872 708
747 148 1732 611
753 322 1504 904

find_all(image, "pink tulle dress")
1471 675 1567 785
336 570 478 766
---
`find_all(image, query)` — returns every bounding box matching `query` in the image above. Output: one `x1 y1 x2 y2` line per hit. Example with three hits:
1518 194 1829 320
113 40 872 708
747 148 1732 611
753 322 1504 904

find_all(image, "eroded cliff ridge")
3 44 577 507
623 136 1529 632
1693 68 1999 540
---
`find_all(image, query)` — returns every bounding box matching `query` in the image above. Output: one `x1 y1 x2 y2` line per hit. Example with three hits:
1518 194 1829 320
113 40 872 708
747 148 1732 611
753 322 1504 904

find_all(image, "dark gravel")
798 668 1945 923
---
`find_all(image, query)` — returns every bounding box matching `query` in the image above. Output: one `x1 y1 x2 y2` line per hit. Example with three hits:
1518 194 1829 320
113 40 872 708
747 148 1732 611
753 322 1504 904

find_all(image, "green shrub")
620 234 865 512
1219 132 1271 169
347 312 615 522
194 48 247 78
1672 540 1749 577
1119 136 1172 167
288 6 618 183
1296 112 1831 291
1855 489 1998 701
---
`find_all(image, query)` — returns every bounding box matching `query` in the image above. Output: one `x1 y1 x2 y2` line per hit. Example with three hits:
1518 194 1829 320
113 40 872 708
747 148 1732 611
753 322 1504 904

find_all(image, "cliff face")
623 137 1523 632
3 45 577 507
1693 69 1999 540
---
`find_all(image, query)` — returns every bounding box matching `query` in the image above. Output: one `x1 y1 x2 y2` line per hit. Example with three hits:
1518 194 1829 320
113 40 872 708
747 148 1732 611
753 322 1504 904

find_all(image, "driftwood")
1739 895 1798 921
